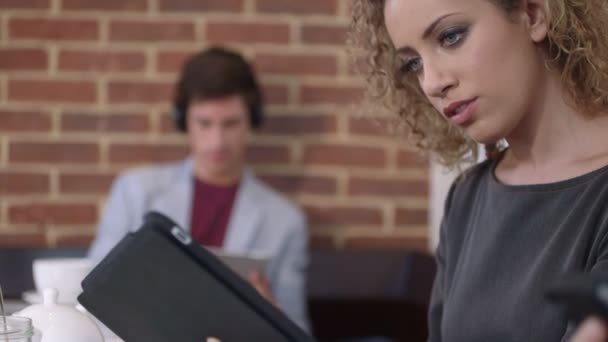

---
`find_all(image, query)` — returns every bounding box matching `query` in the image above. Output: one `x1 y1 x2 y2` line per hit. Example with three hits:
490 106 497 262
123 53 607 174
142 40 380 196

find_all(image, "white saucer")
21 290 41 304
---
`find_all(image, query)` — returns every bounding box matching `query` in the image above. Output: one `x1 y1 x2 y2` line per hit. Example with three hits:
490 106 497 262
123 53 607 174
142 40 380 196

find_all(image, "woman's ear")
522 0 548 43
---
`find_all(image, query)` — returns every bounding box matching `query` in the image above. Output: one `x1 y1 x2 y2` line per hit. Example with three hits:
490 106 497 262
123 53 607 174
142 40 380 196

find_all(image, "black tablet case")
78 211 315 342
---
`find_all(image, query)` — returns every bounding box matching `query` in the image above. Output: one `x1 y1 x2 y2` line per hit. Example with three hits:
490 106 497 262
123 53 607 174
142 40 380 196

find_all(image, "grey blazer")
88 158 310 330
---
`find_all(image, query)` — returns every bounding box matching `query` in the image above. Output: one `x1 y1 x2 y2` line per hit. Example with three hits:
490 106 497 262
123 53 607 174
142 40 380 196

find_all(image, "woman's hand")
248 271 276 306
571 317 608 342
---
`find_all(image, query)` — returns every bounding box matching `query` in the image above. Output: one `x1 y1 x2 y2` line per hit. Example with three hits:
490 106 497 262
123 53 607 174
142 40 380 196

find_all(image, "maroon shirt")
190 178 239 247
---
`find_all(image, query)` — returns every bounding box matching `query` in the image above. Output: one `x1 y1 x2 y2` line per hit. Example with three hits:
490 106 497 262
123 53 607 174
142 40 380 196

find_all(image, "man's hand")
571 317 608 342
248 271 276 306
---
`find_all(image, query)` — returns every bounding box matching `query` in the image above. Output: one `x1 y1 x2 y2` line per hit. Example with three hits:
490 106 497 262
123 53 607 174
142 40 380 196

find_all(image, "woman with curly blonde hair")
350 0 608 341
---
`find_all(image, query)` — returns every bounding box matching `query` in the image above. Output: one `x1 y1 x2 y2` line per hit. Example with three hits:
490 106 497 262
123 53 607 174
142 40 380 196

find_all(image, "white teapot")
13 288 104 342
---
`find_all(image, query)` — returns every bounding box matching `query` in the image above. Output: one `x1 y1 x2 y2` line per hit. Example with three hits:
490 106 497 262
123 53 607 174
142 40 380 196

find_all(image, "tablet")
205 247 269 280
78 211 315 342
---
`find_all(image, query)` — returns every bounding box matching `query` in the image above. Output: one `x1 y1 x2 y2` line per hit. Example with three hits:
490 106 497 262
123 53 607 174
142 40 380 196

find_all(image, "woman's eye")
401 57 423 74
439 27 467 47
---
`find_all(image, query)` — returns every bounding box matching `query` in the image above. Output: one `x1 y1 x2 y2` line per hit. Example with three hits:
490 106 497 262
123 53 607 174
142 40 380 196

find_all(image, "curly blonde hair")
349 0 608 167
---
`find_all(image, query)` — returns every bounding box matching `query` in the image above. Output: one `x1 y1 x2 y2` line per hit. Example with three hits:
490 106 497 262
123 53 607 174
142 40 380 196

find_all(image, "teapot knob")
42 288 59 306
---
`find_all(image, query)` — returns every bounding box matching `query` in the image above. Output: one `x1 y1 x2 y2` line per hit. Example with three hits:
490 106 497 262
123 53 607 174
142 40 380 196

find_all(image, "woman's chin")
464 123 505 145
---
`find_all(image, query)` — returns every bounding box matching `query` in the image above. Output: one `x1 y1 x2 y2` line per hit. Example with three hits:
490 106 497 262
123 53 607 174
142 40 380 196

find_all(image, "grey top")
429 159 608 342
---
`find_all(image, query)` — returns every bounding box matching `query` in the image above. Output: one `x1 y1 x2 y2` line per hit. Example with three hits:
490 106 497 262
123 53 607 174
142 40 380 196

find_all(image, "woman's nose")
421 62 457 99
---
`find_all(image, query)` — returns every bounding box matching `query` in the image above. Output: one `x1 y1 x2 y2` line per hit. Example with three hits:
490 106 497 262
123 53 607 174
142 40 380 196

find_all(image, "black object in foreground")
546 273 608 324
78 211 315 342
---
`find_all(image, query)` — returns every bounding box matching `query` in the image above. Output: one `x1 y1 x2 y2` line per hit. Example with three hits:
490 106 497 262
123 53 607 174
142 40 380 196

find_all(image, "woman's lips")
444 98 477 126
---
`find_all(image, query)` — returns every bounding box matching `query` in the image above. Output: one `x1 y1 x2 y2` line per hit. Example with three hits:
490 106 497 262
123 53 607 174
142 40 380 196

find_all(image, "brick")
59 172 115 194
157 50 195 73
108 81 173 104
301 24 347 45
55 233 94 246
9 142 99 164
159 112 179 133
349 117 391 136
110 20 195 42
395 208 428 226
207 22 290 44
61 112 149 132
0 232 47 247
259 173 337 195
9 203 97 224
309 235 335 249
246 144 290 164
109 143 188 163
262 83 288 106
261 114 337 135
55 233 95 247
0 48 48 70
8 79 96 103
344 236 429 252
159 0 243 12
398 150 428 168
9 18 98 41
54 231 95 247
58 50 146 72
62 0 147 11
302 144 386 168
348 177 428 197
0 171 50 194
0 110 52 132
253 53 337 76
256 0 337 15
160 113 338 136
304 205 383 226
0 0 49 9
300 85 363 105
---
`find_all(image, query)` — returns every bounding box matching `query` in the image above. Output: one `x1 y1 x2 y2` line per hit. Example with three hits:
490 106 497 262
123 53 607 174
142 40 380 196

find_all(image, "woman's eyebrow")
395 12 460 55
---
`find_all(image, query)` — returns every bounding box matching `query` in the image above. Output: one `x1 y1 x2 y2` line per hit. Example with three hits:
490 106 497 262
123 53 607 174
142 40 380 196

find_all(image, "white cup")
32 258 93 304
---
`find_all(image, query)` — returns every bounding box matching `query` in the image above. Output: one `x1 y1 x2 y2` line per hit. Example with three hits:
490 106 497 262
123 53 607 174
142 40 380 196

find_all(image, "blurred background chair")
0 246 87 298
308 249 436 342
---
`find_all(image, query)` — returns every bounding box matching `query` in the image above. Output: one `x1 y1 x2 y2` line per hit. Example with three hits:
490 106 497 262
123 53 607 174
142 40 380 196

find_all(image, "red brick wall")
0 0 429 251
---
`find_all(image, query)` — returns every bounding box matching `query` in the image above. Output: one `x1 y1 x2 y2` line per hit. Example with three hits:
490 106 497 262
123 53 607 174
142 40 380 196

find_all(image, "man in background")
88 46 310 330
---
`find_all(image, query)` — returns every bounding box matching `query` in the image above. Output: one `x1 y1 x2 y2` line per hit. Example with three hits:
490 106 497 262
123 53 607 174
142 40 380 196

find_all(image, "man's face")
186 95 250 181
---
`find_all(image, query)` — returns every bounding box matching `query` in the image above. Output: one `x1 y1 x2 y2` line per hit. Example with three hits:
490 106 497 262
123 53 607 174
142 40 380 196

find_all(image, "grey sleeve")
560 216 608 341
271 214 311 332
590 214 608 276
88 174 137 263
428 226 446 342
428 182 458 342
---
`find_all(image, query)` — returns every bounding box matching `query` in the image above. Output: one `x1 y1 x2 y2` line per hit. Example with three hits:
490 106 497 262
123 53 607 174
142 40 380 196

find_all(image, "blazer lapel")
150 158 194 232
223 170 262 254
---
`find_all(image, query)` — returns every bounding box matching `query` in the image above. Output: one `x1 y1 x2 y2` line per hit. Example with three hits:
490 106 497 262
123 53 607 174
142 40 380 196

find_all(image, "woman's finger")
571 317 608 342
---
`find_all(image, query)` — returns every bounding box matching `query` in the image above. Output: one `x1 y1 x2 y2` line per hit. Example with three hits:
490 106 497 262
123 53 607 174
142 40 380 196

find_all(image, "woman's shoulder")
440 158 495 218
452 158 494 191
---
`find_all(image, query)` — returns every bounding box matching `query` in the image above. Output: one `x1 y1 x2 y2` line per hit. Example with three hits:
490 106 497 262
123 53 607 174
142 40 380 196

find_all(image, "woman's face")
384 0 548 144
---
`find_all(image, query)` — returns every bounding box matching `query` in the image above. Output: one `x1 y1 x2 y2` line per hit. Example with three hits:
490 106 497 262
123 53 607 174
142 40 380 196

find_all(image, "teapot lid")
42 288 58 305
